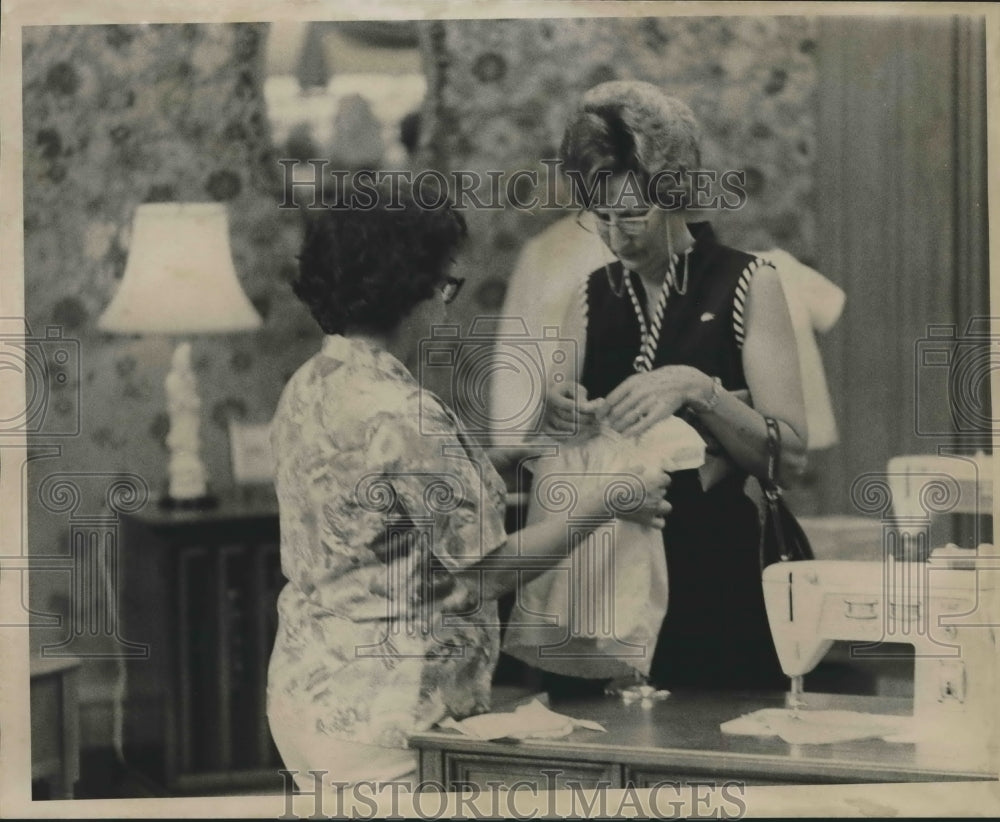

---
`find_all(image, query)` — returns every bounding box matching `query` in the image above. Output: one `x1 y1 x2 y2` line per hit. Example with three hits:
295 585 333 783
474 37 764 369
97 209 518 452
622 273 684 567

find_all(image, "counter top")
409 689 995 784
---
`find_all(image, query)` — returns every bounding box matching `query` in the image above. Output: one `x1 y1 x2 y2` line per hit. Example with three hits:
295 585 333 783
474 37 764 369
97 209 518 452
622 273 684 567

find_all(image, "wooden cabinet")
119 489 285 794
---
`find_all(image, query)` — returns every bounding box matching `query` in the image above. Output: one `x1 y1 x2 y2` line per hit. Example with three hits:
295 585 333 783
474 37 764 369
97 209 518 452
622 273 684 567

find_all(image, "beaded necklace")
623 246 691 373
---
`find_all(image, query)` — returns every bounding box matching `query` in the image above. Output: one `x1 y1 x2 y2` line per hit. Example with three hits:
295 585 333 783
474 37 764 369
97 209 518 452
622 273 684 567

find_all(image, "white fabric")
502 416 705 679
721 707 911 745
439 698 606 741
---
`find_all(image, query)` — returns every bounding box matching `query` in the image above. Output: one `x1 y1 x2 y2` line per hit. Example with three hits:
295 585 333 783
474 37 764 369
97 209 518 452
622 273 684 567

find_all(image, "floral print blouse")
267 335 509 749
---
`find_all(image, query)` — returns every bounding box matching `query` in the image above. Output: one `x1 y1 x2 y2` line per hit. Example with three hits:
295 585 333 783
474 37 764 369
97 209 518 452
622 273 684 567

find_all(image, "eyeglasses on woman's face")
439 275 465 305
576 207 655 238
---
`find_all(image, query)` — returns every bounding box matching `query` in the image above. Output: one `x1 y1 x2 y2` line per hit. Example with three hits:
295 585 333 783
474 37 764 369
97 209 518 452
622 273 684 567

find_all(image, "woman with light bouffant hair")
544 80 809 693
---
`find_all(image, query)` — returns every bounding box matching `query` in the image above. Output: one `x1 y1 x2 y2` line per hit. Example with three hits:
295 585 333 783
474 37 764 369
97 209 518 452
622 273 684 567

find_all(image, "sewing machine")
762 452 998 747
763 559 996 736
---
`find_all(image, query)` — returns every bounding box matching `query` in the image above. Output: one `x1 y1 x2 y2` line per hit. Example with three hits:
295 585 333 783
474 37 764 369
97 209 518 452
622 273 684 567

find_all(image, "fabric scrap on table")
439 698 606 741
720 708 912 745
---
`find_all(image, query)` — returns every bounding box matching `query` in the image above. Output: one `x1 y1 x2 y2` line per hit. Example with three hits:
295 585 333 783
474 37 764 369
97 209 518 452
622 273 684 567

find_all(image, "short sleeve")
360 405 508 574
733 257 775 349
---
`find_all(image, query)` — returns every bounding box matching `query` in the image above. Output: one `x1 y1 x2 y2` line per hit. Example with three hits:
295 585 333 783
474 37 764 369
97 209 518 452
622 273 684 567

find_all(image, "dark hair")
293 180 467 335
560 105 647 204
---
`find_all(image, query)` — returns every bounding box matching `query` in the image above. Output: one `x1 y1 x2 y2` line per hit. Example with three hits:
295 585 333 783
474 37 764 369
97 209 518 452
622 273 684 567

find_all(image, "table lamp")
98 202 263 509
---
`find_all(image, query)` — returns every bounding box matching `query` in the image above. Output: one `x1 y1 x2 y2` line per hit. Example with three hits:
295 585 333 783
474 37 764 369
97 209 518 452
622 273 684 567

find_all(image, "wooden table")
30 657 81 799
409 690 996 790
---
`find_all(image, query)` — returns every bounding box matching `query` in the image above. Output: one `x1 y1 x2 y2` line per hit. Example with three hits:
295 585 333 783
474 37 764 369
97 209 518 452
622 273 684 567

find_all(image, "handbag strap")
762 416 790 563
764 416 781 500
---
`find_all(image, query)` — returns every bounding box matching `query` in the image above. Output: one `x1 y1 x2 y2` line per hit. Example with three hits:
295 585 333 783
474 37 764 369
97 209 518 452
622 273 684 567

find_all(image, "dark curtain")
813 16 991 521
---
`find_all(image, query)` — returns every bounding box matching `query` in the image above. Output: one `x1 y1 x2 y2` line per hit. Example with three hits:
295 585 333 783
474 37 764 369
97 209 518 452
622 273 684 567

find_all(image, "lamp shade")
98 203 263 335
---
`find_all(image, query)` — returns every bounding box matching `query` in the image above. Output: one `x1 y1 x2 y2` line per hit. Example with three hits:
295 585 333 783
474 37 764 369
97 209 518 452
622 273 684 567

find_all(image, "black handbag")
759 417 814 568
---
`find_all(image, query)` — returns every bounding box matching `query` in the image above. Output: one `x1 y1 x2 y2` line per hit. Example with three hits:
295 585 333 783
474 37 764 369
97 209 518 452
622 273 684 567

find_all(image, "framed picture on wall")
227 420 275 486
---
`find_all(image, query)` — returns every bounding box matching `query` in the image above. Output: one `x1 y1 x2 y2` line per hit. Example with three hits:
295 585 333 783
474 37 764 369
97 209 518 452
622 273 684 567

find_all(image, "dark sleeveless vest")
580 222 785 691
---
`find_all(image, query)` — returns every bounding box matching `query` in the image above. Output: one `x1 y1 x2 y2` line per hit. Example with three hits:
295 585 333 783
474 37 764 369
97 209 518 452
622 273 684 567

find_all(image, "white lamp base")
162 341 216 509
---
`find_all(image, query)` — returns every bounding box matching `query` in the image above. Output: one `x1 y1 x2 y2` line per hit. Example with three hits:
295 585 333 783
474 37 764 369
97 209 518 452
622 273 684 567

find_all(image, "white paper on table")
720 708 913 745
438 698 606 741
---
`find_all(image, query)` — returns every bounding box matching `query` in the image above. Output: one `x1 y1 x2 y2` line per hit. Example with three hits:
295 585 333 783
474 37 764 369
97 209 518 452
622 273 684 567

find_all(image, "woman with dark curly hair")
266 180 672 789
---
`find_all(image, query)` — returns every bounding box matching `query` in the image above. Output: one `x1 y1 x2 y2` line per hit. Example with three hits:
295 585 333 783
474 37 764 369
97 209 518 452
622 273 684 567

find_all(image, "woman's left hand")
605 365 709 438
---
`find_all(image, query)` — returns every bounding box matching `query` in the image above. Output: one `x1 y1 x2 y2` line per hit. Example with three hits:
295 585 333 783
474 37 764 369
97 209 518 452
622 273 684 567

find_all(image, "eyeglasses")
576 208 654 237
439 276 465 305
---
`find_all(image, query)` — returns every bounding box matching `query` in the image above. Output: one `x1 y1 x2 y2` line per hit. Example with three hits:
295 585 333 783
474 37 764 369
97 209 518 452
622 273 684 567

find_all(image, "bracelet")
691 376 723 415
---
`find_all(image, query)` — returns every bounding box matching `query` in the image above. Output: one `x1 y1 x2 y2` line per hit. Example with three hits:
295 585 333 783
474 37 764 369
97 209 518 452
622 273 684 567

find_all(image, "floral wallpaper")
22 17 819 747
22 24 319 706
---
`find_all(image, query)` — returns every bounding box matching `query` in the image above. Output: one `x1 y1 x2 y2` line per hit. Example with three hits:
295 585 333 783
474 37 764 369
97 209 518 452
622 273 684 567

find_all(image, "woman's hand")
605 365 712 438
612 462 672 530
542 380 608 436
